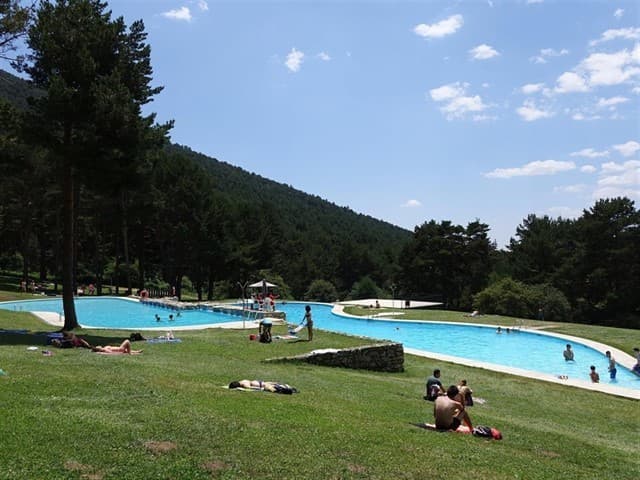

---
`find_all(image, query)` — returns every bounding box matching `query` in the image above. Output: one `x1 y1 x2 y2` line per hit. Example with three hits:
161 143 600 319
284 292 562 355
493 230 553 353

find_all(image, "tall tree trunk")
114 252 120 295
207 265 214 301
62 149 79 330
137 222 145 291
120 189 132 295
38 236 47 281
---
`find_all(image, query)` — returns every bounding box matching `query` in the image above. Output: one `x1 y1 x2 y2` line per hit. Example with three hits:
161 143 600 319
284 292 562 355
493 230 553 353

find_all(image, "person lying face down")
228 380 297 394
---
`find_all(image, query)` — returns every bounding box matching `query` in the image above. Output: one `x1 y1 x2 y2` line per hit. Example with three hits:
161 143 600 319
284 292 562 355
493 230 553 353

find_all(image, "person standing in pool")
605 351 617 379
589 365 600 383
563 344 574 361
303 305 313 341
632 347 640 374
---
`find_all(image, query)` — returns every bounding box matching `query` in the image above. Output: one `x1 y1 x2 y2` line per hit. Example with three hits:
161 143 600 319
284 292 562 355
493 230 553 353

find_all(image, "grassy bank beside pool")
0 300 638 479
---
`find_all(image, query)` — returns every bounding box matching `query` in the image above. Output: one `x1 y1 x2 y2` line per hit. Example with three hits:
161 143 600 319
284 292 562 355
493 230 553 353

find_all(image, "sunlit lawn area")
0 293 638 479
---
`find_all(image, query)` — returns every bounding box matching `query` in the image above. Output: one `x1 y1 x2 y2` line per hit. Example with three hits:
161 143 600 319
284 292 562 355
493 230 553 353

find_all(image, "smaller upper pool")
0 297 238 329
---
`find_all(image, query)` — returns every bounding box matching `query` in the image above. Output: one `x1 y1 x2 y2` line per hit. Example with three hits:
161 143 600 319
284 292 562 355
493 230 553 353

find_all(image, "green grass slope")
0 304 638 479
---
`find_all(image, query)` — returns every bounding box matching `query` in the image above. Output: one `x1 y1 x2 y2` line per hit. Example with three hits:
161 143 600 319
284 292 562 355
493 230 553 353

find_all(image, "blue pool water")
2 298 638 390
0 297 237 329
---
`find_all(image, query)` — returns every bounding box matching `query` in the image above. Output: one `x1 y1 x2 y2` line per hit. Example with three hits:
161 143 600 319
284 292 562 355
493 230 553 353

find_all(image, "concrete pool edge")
333 305 640 400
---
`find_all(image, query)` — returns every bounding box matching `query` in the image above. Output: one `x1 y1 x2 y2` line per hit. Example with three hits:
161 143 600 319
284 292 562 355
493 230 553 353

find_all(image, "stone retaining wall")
271 343 404 372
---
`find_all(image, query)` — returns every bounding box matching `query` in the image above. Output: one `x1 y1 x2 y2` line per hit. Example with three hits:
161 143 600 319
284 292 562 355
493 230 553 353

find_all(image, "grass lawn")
0 297 638 479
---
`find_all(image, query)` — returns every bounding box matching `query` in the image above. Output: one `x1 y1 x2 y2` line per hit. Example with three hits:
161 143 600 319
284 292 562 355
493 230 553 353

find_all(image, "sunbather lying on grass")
92 339 142 354
228 380 297 394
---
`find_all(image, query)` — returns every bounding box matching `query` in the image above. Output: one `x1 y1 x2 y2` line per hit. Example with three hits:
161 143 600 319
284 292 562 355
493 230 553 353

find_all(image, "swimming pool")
2 297 638 391
277 304 639 391
0 297 238 329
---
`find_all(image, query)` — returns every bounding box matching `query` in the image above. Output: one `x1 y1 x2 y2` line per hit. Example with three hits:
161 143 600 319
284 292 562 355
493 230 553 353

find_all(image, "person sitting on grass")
92 339 142 354
434 385 473 431
425 368 445 401
455 379 474 406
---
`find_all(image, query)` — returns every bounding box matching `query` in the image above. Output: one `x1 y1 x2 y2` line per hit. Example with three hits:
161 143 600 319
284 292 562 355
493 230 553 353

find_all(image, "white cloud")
521 83 544 94
530 47 569 64
441 95 487 119
414 14 463 39
601 159 640 173
401 199 422 208
593 160 640 199
198 0 209 11
579 46 640 87
569 108 601 121
554 184 586 193
570 148 609 158
285 48 304 72
429 82 488 120
614 8 624 19
581 165 597 173
472 114 497 122
527 0 544 4
555 71 589 93
484 160 575 179
470 44 500 60
613 140 640 157
590 27 640 46
516 99 554 121
429 82 466 101
317 52 331 61
547 206 582 218
596 96 629 109
162 6 192 21
598 164 640 186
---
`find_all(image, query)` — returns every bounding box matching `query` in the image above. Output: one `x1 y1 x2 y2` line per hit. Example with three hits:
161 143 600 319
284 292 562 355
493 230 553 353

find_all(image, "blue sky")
10 1 640 247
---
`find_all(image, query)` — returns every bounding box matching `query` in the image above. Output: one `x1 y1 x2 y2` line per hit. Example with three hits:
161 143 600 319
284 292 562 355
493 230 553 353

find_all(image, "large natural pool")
2 297 638 391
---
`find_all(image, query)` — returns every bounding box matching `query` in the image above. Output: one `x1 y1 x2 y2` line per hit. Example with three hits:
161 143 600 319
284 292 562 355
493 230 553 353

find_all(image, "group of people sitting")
425 369 475 431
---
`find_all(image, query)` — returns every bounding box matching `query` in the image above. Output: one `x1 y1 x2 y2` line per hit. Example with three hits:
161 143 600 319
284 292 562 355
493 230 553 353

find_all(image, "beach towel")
1 329 29 334
95 351 143 355
412 423 501 439
412 423 472 434
224 384 298 394
146 338 182 344
274 335 298 340
291 324 305 334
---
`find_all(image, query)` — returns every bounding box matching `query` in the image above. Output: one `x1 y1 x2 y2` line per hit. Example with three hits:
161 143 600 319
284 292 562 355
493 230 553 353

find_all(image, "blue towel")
146 338 182 344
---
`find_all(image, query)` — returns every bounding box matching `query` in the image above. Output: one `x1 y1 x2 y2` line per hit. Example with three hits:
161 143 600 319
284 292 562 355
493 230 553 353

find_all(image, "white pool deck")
31 302 639 400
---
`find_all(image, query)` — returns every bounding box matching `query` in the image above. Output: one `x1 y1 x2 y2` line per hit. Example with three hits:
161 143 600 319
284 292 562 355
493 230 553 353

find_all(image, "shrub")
473 278 571 321
348 276 381 300
305 279 338 302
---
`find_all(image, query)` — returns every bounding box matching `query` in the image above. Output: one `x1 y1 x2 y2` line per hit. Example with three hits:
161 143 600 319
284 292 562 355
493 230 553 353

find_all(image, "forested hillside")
0 66 410 300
